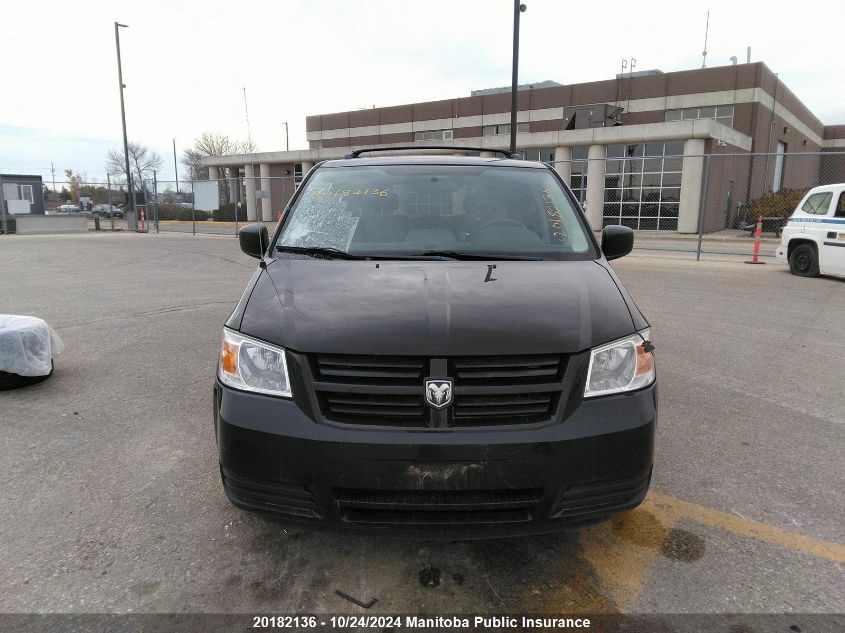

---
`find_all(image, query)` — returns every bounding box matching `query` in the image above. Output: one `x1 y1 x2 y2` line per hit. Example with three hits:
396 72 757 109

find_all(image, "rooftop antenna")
242 87 252 146
616 59 628 106
701 10 710 69
626 57 636 112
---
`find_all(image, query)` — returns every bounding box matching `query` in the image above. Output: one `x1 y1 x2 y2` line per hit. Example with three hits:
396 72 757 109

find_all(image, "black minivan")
214 148 656 537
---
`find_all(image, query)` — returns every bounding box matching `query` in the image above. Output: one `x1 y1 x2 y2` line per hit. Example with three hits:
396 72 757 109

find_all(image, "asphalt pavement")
0 233 842 623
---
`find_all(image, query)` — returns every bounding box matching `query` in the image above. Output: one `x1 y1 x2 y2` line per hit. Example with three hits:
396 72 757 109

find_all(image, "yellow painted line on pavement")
644 491 845 564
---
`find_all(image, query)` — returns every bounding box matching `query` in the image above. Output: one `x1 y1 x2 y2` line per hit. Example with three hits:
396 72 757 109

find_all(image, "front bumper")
776 246 787 262
214 381 656 538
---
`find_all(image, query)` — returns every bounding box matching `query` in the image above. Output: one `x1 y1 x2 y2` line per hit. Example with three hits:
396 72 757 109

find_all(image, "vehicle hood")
238 259 638 356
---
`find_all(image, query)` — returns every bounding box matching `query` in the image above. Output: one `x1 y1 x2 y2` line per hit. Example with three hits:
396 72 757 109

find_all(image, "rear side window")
801 192 832 215
835 192 845 218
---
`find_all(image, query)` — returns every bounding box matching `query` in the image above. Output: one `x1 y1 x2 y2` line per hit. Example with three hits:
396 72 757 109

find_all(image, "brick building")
202 62 845 233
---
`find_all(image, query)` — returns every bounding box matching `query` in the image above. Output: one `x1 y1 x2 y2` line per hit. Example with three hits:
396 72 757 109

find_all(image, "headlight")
218 328 292 397
584 328 654 398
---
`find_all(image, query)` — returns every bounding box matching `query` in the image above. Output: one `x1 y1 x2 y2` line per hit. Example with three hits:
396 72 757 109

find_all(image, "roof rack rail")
344 146 518 159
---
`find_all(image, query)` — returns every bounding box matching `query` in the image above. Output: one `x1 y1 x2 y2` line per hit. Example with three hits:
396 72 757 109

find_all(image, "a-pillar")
228 167 240 204
553 146 572 185
259 163 272 221
244 164 257 221
678 138 706 233
584 144 606 231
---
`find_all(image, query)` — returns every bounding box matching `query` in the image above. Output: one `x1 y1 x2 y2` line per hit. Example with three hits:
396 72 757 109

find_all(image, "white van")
776 184 845 278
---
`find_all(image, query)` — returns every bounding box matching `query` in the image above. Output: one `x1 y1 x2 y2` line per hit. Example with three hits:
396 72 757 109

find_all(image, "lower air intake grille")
550 473 650 520
333 488 542 525
222 469 321 518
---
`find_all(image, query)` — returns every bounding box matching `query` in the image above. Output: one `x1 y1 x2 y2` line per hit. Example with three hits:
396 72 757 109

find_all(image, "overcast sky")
2 0 842 185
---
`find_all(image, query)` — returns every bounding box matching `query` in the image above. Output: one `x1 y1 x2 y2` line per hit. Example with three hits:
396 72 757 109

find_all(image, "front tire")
789 244 819 277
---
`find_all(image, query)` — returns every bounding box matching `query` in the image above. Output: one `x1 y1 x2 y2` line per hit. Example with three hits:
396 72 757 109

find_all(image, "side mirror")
601 225 634 261
239 223 269 259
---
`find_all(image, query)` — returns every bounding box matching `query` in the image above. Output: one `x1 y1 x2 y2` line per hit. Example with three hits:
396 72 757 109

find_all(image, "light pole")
114 22 136 226
283 122 289 151
509 2 527 155
172 138 179 193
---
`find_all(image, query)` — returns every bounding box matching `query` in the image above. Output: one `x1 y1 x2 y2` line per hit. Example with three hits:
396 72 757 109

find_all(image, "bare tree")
105 142 164 187
181 132 255 181
63 169 87 204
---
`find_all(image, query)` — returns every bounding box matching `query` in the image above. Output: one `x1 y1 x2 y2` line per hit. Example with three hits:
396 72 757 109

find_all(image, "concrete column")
585 144 606 231
259 163 272 221
553 146 572 184
301 161 314 175
228 167 239 204
208 166 219 181
244 164 257 222
678 138 706 233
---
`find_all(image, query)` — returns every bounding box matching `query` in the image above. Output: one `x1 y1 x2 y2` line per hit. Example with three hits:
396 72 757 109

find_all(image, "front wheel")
788 244 819 277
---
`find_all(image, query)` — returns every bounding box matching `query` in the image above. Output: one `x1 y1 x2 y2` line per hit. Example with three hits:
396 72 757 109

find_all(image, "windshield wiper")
275 245 365 260
419 250 543 261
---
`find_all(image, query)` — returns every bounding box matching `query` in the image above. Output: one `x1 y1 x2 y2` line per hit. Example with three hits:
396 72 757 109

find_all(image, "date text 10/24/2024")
252 615 593 629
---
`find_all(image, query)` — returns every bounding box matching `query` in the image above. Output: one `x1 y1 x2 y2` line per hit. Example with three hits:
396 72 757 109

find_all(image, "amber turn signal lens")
221 339 239 375
635 342 654 376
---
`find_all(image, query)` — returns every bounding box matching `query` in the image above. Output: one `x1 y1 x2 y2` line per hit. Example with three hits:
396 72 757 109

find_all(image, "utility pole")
114 22 136 227
243 87 252 147
172 138 179 193
283 122 289 151
50 162 56 191
509 2 527 155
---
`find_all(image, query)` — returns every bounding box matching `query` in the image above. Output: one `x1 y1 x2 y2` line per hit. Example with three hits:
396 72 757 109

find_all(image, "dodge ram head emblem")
424 379 453 409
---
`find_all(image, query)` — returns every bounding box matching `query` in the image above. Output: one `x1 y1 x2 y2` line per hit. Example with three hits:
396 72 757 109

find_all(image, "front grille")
452 355 563 382
222 469 321 518
310 353 566 428
334 488 542 525
320 392 426 427
452 391 559 426
315 354 424 383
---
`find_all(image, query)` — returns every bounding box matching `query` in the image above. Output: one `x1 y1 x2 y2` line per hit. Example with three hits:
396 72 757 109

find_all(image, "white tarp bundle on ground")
0 315 64 376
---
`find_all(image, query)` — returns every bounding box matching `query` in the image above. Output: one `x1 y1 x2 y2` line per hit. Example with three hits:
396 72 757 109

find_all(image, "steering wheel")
477 218 528 232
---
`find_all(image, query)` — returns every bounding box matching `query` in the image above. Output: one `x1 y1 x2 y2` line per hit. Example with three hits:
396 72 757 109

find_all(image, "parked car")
56 204 80 214
776 183 845 278
215 147 656 538
92 204 123 218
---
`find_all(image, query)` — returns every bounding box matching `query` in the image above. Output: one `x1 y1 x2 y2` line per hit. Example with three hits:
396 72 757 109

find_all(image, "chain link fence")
546 150 845 259
142 176 298 236
11 151 844 263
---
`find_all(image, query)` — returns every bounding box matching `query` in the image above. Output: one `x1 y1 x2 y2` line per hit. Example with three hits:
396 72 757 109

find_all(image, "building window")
16 184 33 203
482 123 529 136
569 146 589 204
413 129 454 141
665 104 733 127
773 141 786 192
308 140 322 149
602 141 683 231
519 148 555 163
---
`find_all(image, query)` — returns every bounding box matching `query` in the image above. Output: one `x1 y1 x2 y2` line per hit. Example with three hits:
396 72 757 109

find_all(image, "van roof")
805 183 845 193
